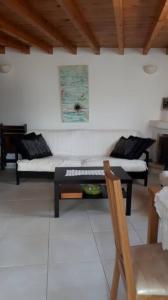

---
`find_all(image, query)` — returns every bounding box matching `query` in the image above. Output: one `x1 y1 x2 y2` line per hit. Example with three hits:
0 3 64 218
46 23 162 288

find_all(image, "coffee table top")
54 166 132 184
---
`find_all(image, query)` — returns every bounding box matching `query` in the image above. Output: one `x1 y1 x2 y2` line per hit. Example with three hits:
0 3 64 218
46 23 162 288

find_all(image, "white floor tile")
94 232 116 260
88 211 112 232
59 199 89 215
127 212 148 231
135 228 147 243
101 259 126 300
0 181 53 202
0 188 53 203
0 236 48 267
86 198 109 213
47 262 109 300
49 232 100 264
50 214 91 235
94 228 141 260
128 227 143 245
0 265 47 300
0 216 49 238
0 199 52 217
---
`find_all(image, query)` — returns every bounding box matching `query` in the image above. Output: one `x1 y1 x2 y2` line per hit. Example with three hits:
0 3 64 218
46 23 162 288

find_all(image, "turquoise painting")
59 65 89 122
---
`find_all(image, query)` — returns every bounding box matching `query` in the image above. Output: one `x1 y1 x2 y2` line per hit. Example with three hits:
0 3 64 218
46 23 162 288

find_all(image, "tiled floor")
0 169 160 300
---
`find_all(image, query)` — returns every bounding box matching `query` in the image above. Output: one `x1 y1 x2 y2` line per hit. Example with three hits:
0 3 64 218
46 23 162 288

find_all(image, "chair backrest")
0 124 27 152
103 160 136 298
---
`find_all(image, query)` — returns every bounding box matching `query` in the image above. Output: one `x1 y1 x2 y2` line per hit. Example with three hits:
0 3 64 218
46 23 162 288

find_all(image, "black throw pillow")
21 134 52 160
110 136 137 159
13 132 37 159
128 136 155 159
34 134 52 158
111 135 155 160
110 137 126 157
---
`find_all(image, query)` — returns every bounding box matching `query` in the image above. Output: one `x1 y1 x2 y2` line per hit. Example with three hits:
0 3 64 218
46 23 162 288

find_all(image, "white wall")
0 48 167 135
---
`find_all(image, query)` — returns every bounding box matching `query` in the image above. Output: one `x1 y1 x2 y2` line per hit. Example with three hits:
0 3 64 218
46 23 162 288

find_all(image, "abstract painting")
59 65 89 122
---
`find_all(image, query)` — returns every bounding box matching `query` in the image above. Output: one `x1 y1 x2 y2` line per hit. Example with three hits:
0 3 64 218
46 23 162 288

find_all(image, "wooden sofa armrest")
147 186 161 244
143 150 149 167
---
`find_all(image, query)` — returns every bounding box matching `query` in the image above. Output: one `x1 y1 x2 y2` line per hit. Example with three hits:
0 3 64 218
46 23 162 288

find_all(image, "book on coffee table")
60 184 83 199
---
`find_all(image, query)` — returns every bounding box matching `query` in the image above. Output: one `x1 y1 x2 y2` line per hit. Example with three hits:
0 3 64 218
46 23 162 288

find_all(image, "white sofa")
16 129 148 184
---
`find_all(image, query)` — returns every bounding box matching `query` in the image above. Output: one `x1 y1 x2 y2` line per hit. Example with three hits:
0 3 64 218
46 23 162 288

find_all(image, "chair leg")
144 171 148 187
110 258 120 300
16 170 20 185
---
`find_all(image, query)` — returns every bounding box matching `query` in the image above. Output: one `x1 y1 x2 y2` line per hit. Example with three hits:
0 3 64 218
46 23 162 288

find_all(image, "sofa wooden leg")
144 172 148 186
16 171 20 185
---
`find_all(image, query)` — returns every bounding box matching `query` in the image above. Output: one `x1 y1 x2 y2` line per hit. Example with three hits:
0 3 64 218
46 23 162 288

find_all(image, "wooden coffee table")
54 166 133 218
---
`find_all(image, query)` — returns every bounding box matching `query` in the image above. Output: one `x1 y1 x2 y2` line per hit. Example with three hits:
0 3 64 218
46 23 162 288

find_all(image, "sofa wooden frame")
15 150 149 186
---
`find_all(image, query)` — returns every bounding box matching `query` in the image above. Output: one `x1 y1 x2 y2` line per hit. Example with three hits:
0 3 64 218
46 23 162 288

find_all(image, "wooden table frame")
54 166 133 218
147 186 161 244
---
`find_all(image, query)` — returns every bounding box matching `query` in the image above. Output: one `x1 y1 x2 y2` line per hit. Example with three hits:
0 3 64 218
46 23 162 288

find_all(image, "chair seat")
131 243 168 296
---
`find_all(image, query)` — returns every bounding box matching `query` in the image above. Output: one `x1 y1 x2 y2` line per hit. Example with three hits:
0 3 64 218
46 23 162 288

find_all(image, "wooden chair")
147 186 160 244
103 160 168 300
0 123 27 170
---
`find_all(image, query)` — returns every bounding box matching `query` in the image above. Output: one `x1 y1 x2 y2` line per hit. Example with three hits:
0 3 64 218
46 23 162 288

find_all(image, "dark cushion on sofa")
128 136 155 159
111 136 155 159
21 134 52 160
35 134 52 158
110 136 137 159
13 132 37 159
14 132 52 160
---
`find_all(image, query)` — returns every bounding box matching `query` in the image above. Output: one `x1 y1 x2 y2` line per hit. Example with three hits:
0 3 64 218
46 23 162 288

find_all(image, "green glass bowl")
83 184 102 196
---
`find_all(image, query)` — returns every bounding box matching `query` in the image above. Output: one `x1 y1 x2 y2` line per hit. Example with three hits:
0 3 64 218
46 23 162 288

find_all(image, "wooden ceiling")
0 0 168 55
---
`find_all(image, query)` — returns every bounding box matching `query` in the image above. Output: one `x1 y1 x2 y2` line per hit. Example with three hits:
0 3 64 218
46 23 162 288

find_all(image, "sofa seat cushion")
17 156 82 172
17 155 147 173
82 156 147 172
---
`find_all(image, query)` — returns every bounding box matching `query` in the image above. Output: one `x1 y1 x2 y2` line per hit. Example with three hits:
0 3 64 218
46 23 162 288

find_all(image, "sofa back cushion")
34 129 140 157
110 136 138 159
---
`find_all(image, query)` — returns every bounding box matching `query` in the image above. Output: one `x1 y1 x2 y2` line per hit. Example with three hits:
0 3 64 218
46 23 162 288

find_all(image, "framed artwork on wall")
59 65 89 122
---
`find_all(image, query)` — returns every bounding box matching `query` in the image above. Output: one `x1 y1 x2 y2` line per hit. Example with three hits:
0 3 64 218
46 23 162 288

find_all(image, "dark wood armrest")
147 186 161 244
144 150 149 167
15 151 19 161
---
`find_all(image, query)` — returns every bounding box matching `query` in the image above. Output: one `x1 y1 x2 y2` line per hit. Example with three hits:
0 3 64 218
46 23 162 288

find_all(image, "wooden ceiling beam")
0 16 53 54
112 0 124 54
2 0 77 54
0 33 30 53
143 0 168 54
0 45 5 54
56 0 100 54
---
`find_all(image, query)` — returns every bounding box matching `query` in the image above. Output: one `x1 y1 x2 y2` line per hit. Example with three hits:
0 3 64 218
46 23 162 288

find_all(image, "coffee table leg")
54 183 60 218
126 182 132 216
